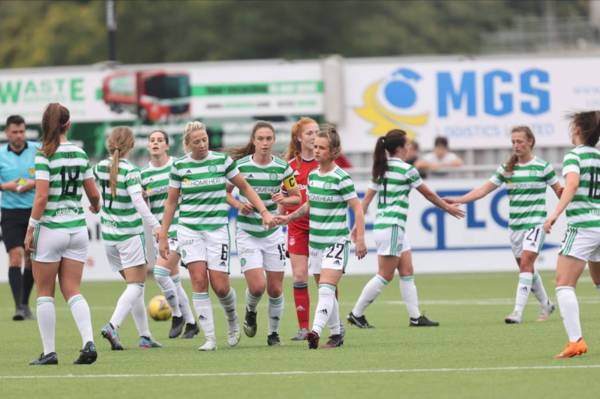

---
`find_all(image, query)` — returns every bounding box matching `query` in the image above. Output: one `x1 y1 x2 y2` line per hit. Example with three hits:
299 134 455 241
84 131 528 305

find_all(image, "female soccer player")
447 126 562 324
283 117 348 340
276 126 367 349
347 129 464 329
544 111 600 358
24 103 100 365
96 127 162 350
159 121 274 351
227 121 300 346
141 130 199 339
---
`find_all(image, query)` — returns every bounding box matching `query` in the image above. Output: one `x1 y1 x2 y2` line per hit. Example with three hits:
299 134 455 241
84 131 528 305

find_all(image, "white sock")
153 266 181 317
312 284 336 336
110 283 144 328
67 294 94 347
327 296 341 335
192 292 215 340
556 286 582 342
131 288 151 338
514 272 533 314
400 276 421 319
36 297 56 355
352 274 388 317
246 288 262 312
268 295 284 334
172 274 195 324
218 288 238 331
531 271 551 307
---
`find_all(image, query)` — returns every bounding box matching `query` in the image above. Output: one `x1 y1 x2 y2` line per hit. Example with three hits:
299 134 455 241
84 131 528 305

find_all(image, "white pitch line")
1 297 600 312
2 364 600 380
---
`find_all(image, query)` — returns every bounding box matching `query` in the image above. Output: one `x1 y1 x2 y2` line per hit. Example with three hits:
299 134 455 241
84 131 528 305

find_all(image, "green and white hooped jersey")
368 157 423 231
94 158 144 243
34 142 93 231
489 156 558 231
169 151 239 232
141 157 178 238
307 165 357 249
563 145 600 229
236 154 294 238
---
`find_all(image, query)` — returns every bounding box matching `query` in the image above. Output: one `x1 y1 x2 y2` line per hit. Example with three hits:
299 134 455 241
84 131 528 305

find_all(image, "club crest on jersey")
324 182 333 189
269 173 278 181
209 165 217 173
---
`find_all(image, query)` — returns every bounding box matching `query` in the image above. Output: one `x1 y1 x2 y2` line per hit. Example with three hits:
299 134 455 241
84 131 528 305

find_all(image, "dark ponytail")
570 111 600 147
41 103 70 158
371 129 407 183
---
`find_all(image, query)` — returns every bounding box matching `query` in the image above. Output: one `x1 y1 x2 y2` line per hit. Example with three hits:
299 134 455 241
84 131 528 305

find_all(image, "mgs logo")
355 68 428 138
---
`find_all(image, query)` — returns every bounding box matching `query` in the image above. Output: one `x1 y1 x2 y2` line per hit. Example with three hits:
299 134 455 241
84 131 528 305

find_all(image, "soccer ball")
148 295 172 321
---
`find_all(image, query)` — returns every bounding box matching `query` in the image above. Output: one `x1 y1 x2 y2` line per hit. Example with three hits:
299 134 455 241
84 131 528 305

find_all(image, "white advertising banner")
0 178 567 281
0 61 323 124
343 57 600 151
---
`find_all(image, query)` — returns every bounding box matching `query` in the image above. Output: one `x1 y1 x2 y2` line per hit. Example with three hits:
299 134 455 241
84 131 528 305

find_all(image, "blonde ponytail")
106 127 135 198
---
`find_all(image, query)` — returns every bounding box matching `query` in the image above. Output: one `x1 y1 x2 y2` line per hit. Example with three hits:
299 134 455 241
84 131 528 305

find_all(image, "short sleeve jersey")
236 155 294 238
307 165 357 249
368 157 423 232
34 142 92 231
170 151 238 232
141 157 178 238
489 156 558 231
94 158 144 243
562 145 600 229
0 141 39 209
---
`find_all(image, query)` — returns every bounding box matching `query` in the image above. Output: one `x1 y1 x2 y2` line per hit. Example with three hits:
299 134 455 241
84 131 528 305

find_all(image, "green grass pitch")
2 271 600 398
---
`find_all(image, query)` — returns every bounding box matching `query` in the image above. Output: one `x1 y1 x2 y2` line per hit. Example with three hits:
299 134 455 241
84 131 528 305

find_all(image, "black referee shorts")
0 208 31 252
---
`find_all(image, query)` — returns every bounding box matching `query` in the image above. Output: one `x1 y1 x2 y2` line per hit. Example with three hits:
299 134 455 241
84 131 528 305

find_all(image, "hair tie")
61 119 70 129
380 137 386 143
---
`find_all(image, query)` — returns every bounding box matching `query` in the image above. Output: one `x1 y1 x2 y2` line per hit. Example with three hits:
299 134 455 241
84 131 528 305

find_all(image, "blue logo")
355 68 428 137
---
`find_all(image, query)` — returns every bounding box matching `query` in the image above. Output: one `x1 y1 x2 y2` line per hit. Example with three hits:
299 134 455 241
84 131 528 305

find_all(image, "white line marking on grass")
3 364 600 380
2 296 600 312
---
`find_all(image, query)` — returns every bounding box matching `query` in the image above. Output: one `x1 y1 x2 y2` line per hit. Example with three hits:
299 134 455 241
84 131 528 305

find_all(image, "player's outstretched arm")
159 187 179 259
230 173 274 228
361 188 377 214
544 173 579 234
83 178 101 214
417 183 465 219
445 181 498 204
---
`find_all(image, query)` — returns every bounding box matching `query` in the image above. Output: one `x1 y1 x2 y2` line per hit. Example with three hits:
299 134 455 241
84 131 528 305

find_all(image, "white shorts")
374 226 411 256
237 229 286 273
177 225 231 273
105 234 147 272
31 226 88 263
309 239 350 275
509 226 545 258
560 227 600 262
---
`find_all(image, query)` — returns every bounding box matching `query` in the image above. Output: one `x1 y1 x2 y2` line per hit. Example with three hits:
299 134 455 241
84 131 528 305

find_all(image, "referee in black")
0 115 38 320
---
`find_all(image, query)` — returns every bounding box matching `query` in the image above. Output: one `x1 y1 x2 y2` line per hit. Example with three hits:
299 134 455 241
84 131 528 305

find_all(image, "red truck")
102 70 191 123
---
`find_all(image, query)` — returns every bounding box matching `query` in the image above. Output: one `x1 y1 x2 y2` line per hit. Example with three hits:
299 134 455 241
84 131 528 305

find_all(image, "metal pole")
106 0 117 61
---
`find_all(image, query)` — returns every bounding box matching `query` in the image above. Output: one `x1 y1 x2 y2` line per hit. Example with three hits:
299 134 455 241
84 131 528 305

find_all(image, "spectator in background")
0 115 38 321
419 136 463 178
405 139 427 179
